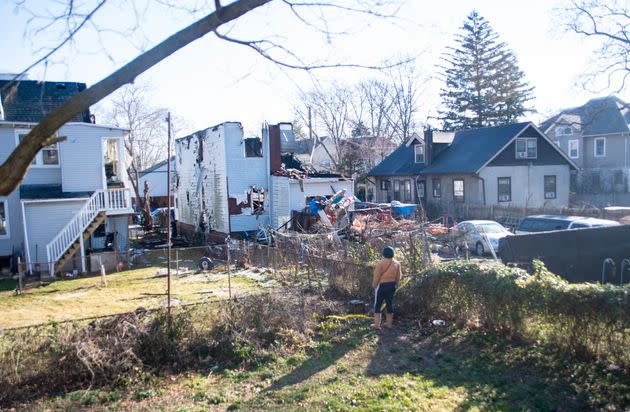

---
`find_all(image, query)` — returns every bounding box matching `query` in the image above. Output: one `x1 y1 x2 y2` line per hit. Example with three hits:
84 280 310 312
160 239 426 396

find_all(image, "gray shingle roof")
541 96 629 136
366 135 426 176
419 122 530 174
367 122 531 176
20 184 93 200
0 80 90 123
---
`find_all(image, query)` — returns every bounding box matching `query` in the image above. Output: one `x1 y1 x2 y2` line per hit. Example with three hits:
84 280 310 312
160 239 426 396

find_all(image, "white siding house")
0 121 134 276
175 122 354 238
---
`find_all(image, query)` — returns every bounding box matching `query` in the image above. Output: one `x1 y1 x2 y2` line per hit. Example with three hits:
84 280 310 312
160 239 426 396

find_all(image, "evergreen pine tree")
439 11 534 131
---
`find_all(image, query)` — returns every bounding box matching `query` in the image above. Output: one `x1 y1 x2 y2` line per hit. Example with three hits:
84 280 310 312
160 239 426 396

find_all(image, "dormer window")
414 144 425 163
515 138 537 159
555 126 574 137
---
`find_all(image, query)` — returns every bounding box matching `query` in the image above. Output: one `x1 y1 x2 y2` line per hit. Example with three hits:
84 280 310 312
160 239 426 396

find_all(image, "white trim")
15 128 61 168
476 123 580 173
515 137 537 159
0 197 9 239
0 120 130 132
414 143 425 163
569 139 579 159
594 137 606 157
404 134 422 147
22 197 89 204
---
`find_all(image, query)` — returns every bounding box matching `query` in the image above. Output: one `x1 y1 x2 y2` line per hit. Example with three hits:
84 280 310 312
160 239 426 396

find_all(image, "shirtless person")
372 246 402 330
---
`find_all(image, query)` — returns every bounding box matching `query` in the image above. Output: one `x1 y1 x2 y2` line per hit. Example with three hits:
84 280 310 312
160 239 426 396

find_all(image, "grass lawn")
25 318 630 411
0 266 275 329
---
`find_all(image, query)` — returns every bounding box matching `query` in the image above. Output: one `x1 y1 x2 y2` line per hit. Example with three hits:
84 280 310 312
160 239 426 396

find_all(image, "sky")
0 0 613 138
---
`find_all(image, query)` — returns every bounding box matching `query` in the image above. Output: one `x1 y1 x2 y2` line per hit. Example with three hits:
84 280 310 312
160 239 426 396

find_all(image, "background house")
136 156 175 209
541 96 630 206
175 122 353 238
368 123 578 216
0 79 133 276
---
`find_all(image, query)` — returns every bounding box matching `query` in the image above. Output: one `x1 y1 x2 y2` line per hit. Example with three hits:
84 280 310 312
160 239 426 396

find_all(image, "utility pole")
166 112 172 315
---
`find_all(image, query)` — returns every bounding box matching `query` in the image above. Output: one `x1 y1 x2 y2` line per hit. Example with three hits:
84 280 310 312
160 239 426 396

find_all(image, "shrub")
396 260 630 369
0 293 326 407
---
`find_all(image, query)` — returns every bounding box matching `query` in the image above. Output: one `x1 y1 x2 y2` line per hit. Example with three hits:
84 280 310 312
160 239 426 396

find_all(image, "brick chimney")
268 124 282 173
423 128 433 165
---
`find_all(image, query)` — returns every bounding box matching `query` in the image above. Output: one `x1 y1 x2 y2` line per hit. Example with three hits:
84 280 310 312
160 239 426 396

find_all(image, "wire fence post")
99 255 107 287
226 236 232 300
18 256 23 295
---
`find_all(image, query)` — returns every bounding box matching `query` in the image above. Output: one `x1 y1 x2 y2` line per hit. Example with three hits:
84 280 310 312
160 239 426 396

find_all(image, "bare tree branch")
0 0 273 195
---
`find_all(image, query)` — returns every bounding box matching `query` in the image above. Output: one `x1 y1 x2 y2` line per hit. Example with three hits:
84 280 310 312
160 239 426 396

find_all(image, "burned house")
175 122 354 238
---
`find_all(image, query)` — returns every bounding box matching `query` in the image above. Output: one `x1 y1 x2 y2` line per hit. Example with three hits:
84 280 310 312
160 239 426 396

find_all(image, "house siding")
23 199 87 269
59 124 124 192
547 122 630 199
0 192 24 257
479 165 570 208
175 124 230 235
425 174 482 214
139 162 170 198
488 132 567 167
224 123 270 233
271 176 291 229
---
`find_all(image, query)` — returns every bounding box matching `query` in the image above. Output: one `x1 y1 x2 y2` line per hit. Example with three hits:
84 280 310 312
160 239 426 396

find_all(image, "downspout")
475 174 486 206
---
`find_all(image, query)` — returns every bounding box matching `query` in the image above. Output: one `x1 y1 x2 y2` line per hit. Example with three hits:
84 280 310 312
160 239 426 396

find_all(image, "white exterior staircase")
46 188 132 276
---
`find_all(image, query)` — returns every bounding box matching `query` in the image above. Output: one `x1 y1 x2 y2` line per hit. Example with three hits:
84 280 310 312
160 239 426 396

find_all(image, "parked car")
515 215 620 234
454 220 513 255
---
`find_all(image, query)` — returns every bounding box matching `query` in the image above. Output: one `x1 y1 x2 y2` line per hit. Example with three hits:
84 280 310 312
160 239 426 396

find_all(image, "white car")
454 220 513 255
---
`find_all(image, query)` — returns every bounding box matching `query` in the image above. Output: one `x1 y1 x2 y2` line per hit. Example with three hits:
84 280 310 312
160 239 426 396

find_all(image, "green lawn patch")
0 266 270 328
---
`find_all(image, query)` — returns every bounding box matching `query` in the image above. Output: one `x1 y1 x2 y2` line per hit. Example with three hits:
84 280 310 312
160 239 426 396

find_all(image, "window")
453 179 464 202
594 137 606 157
432 178 441 198
0 199 8 238
17 131 59 166
393 180 401 200
402 180 412 202
568 140 579 159
614 170 624 186
497 177 511 202
380 180 390 190
250 186 265 214
515 138 537 159
544 175 556 199
555 126 573 137
244 137 263 157
414 144 425 163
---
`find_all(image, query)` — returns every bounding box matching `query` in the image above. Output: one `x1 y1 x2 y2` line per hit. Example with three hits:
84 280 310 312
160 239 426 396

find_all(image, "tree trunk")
0 0 272 195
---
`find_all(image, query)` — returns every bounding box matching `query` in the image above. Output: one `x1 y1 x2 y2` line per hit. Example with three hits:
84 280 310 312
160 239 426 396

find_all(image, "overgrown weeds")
396 260 630 369
0 293 332 407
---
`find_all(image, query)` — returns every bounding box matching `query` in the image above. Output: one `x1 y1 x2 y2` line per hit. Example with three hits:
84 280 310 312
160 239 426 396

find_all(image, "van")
515 215 619 234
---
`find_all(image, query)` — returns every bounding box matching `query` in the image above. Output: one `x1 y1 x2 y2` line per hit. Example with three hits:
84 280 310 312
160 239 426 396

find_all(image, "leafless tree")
299 83 353 169
101 81 182 227
0 0 402 195
563 0 630 93
356 79 395 139
384 60 423 144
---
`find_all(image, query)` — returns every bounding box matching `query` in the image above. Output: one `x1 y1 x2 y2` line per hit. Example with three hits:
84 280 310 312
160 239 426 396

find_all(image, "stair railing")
46 190 106 275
